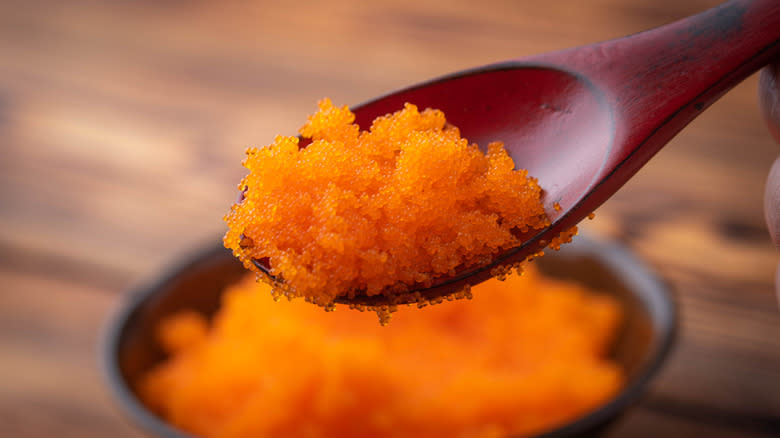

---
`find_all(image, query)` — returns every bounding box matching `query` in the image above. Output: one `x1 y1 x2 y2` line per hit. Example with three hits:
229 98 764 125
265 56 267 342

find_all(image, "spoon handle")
531 0 780 177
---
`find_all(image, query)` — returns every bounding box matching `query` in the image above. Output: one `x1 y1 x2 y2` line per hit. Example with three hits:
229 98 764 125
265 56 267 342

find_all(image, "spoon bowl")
254 0 780 306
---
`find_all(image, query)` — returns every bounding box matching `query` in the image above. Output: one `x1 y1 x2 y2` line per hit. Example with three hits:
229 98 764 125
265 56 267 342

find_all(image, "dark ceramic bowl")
102 235 676 438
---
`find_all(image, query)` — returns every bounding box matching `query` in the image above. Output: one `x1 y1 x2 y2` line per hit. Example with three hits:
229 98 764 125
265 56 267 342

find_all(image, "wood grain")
1 0 779 437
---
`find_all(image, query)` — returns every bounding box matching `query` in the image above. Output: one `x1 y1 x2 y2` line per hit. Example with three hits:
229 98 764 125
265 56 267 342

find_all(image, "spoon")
254 0 780 307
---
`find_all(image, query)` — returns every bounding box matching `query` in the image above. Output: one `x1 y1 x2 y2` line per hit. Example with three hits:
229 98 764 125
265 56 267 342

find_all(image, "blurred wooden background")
1 0 779 436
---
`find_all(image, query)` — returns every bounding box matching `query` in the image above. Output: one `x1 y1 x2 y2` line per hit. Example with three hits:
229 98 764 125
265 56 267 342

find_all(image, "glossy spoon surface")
254 0 780 307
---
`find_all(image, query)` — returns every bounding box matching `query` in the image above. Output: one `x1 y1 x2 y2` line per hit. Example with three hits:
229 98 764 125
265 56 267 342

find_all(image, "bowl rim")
101 235 677 438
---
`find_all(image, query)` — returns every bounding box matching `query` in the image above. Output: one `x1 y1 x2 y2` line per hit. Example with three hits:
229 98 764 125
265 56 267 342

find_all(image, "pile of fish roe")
224 99 571 309
138 267 624 438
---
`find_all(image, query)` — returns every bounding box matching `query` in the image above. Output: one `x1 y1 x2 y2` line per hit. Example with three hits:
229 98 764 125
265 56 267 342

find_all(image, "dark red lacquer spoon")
255 0 780 306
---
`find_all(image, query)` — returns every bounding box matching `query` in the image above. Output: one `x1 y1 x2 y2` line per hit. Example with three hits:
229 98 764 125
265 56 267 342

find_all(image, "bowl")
102 234 677 438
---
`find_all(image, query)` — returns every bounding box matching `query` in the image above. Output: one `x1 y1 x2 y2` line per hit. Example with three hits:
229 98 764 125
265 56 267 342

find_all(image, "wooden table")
1 0 779 436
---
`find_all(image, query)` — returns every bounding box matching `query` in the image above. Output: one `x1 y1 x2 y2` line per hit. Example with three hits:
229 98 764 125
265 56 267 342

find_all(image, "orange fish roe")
547 226 578 251
139 267 624 438
224 99 557 307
